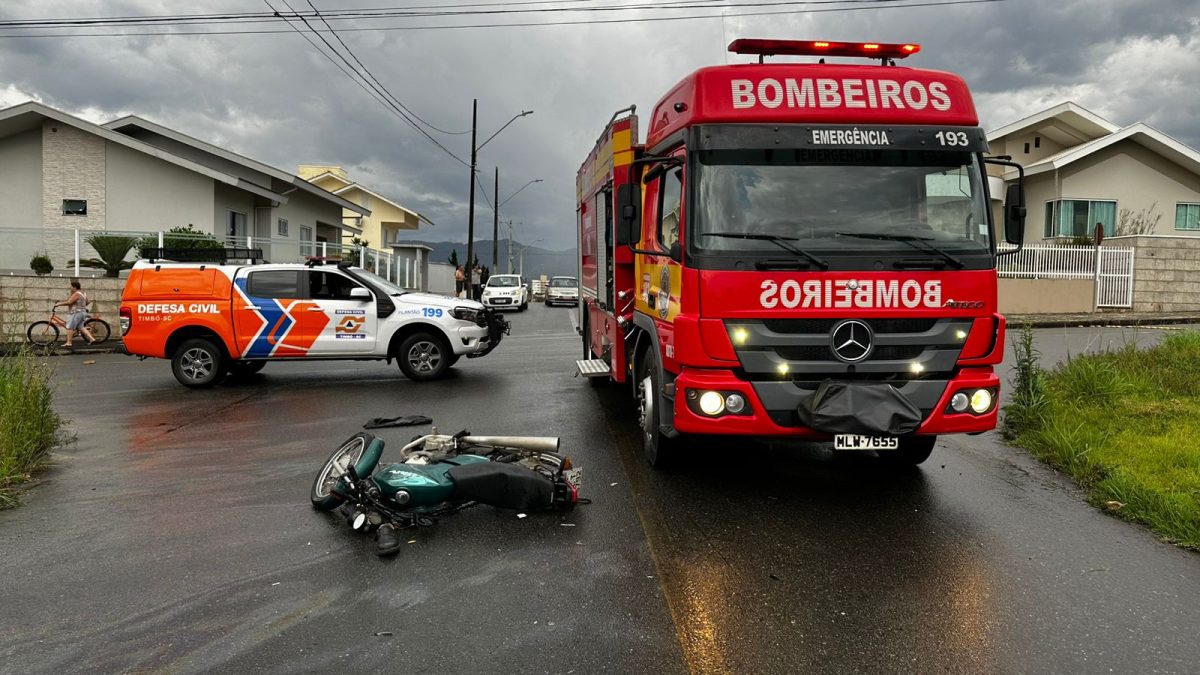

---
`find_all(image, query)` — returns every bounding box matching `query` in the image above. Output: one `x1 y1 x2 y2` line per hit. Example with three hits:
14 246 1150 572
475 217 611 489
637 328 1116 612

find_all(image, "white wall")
0 127 42 229
106 141 214 233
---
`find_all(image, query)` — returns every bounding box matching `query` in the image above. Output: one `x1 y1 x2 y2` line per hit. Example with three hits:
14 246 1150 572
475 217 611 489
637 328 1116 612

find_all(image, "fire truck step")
575 359 610 378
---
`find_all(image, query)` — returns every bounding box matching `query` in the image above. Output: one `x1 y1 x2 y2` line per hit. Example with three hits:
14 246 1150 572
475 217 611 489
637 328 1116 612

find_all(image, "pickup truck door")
234 269 315 358
303 270 379 355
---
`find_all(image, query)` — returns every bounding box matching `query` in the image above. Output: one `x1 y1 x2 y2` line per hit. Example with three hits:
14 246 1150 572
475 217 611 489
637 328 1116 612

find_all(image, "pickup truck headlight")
451 306 481 323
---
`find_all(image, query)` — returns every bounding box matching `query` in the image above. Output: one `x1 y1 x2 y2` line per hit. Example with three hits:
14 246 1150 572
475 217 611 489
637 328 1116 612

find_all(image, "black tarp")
795 382 923 436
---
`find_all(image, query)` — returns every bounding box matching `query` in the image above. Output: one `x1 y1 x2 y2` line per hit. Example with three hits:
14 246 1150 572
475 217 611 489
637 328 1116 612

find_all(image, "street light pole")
465 99 478 289
492 167 499 270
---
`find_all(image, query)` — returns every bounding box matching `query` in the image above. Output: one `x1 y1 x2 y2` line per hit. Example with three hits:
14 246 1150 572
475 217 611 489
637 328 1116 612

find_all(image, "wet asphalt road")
1 307 1199 674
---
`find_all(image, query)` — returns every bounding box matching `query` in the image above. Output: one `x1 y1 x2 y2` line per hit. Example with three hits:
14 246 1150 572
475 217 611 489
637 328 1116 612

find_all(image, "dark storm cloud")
1 0 1197 249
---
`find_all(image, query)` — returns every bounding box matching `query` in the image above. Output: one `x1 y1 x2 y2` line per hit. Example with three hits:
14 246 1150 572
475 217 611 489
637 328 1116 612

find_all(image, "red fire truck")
575 39 1027 467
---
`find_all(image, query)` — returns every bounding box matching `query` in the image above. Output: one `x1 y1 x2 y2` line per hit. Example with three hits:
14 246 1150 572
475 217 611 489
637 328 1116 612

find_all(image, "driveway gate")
1095 247 1135 308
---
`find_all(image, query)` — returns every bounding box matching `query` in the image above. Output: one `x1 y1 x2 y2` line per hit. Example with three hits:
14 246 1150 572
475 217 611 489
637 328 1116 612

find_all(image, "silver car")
544 276 579 307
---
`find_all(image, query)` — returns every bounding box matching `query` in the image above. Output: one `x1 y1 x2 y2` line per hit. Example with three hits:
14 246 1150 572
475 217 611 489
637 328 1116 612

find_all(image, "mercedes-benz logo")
830 319 873 363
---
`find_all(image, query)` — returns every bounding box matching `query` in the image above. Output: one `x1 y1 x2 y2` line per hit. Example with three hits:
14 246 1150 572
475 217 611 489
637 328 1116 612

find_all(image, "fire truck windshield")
693 149 991 260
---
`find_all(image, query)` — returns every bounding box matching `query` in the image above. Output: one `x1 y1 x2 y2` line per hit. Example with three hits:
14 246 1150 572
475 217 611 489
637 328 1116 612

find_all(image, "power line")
0 0 1007 37
264 0 469 166
304 0 470 136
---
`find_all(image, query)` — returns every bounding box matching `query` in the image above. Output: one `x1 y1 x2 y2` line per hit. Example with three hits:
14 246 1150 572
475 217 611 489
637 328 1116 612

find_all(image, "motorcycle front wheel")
310 432 384 511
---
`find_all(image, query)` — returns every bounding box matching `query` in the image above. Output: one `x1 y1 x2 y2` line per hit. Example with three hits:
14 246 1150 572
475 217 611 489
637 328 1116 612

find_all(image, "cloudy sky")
1 0 1196 251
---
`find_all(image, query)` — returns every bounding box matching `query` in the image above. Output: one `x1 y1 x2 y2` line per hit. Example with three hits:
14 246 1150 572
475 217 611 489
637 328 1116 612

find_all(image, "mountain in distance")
405 239 578 279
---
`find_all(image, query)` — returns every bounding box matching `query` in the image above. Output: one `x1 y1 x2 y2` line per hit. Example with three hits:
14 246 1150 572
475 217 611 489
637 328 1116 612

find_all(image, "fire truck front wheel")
637 354 677 468
879 436 937 466
171 338 227 389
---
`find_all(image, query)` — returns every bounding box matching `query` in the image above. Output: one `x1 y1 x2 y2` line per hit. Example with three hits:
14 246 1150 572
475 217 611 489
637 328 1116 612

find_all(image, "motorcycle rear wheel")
311 432 383 511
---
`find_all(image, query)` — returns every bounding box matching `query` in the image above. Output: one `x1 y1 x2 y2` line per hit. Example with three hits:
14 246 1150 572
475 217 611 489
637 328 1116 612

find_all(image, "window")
1023 142 1030 154
246 270 302 298
308 271 365 300
657 166 683 254
300 225 314 256
1034 136 1041 149
1176 203 1200 231
1043 199 1117 238
62 199 87 216
277 218 289 236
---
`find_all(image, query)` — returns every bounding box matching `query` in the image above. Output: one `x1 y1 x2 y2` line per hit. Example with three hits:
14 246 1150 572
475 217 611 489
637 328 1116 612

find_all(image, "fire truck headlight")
970 389 993 414
725 393 746 414
698 391 725 416
950 392 970 413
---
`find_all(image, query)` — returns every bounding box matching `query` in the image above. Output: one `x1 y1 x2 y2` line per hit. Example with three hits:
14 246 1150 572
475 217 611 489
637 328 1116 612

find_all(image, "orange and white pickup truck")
120 254 508 388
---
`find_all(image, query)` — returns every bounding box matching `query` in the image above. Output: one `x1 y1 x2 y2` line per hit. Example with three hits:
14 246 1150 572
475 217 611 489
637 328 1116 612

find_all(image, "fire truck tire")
171 338 227 389
637 354 677 468
397 331 452 381
880 436 936 466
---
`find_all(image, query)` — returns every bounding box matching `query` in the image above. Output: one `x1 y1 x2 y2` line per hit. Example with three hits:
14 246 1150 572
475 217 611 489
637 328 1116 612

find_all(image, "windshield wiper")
703 232 829 270
835 232 965 269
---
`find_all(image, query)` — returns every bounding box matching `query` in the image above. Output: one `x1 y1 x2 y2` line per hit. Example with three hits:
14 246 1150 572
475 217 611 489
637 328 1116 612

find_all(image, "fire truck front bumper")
670 367 1000 438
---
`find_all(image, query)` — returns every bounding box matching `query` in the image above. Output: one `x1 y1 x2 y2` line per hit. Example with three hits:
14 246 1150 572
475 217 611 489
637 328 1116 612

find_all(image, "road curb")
1010 316 1200 329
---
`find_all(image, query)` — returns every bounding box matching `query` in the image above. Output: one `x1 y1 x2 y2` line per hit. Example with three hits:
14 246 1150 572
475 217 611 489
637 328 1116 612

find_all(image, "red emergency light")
728 39 921 60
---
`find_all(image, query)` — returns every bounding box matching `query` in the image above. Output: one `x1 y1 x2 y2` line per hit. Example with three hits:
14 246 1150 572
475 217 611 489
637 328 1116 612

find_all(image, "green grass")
1005 330 1200 550
0 348 62 509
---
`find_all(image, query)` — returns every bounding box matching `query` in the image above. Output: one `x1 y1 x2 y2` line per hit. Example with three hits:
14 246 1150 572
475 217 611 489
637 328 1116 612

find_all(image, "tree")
448 249 460 267
79 235 138 277
1115 203 1162 236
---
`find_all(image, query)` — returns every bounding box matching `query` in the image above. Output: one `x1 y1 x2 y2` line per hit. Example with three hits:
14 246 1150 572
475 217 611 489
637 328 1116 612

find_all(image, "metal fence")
997 242 1135 308
2 226 427 290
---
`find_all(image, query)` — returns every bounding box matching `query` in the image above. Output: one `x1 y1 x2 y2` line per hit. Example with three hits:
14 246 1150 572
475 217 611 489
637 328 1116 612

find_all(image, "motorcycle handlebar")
460 436 560 453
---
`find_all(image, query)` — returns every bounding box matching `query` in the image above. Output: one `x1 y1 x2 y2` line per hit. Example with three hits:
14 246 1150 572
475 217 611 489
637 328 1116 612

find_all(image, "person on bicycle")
54 280 95 348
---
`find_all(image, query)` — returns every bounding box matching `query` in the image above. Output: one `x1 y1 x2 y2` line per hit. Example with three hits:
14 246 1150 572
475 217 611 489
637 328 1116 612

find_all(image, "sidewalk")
1009 311 1200 329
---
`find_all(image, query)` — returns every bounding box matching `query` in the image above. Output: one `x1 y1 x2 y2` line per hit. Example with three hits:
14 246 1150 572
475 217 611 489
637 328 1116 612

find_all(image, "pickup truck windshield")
694 149 991 257
353 268 408 295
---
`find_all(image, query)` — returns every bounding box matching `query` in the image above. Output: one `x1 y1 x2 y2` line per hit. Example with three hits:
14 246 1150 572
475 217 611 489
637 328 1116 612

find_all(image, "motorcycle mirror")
352 512 367 530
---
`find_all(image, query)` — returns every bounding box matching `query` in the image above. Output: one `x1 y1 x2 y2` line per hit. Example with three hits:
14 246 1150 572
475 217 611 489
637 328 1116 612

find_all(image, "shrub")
0 348 62 509
29 252 53 276
1002 323 1047 437
79 235 138 277
135 225 223 258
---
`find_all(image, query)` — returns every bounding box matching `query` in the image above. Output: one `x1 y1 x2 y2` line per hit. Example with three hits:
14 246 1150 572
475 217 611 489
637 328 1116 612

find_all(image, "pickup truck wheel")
637 354 677 468
879 436 936 466
171 338 226 388
397 332 451 381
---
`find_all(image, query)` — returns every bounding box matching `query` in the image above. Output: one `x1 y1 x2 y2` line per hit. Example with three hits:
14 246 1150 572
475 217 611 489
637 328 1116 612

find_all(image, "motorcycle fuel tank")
370 454 491 507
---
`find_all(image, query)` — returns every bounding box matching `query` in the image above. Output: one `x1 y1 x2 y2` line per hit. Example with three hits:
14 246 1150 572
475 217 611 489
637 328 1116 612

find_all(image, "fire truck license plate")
834 435 899 450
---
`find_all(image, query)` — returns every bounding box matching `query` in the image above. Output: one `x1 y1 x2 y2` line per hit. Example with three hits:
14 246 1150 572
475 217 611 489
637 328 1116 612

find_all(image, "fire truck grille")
775 344 926 362
762 318 938 335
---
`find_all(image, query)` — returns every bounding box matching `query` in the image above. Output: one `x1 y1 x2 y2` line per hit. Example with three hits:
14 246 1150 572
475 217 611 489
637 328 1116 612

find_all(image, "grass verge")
0 347 62 509
1004 326 1200 550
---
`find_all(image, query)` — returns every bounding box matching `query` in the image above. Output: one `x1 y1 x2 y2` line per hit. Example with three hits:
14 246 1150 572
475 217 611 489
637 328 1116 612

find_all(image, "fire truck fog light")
955 329 968 340
909 362 925 374
970 389 993 414
725 393 746 414
777 363 789 375
950 392 970 413
732 328 749 345
699 391 725 416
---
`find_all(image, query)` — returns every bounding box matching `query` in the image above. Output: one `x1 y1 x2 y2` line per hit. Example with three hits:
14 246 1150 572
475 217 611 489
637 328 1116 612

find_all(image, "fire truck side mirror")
616 183 638 246
1003 183 1026 246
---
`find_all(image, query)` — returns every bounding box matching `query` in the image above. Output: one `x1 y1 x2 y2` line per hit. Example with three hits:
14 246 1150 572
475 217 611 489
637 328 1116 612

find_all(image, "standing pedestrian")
454 265 465 298
472 264 483 301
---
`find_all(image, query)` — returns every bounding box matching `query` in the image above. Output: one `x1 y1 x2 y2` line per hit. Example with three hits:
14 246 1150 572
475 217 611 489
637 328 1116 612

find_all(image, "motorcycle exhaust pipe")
461 436 560 453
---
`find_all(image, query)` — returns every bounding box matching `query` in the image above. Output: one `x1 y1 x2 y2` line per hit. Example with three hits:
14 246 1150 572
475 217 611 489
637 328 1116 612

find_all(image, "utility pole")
492 167 499 270
465 98 478 286
507 219 515 274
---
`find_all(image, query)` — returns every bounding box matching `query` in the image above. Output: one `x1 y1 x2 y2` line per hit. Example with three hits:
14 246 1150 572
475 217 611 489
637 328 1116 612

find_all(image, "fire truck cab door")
637 149 685 358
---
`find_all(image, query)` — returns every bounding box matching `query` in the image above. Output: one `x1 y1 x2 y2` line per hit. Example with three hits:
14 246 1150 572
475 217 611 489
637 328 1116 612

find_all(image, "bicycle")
26 304 112 347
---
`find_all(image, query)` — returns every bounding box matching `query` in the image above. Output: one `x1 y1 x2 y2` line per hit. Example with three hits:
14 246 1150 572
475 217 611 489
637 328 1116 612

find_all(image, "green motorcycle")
311 428 582 555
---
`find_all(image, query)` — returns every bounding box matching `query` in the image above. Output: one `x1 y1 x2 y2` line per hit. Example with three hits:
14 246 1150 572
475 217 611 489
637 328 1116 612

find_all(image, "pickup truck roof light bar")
728 39 920 63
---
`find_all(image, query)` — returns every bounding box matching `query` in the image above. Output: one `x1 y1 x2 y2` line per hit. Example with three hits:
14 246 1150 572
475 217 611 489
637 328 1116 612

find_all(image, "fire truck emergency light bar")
728 39 921 60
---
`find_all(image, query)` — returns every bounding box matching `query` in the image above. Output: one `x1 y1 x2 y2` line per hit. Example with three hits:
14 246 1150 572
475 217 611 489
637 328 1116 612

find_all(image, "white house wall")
0 127 42 229
106 140 214 234
41 120 105 267
1059 140 1200 235
213 181 256 242
118 128 276 188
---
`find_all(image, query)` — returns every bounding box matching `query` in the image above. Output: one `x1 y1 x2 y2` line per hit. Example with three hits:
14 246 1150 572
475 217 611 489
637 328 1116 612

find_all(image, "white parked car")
481 274 529 311
544 276 579 306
